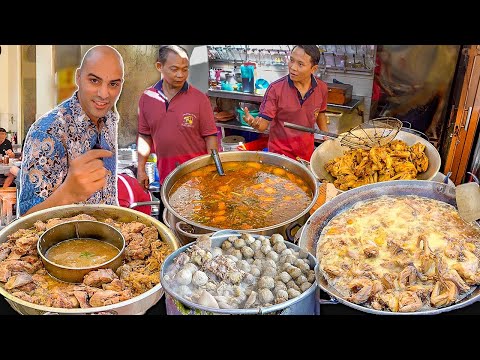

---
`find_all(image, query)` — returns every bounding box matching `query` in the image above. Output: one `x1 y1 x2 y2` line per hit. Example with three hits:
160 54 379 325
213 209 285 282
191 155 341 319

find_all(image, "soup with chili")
168 161 313 229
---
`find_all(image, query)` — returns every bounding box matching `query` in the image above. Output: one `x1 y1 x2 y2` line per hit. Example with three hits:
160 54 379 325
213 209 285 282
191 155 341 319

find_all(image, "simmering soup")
45 238 120 268
169 161 313 229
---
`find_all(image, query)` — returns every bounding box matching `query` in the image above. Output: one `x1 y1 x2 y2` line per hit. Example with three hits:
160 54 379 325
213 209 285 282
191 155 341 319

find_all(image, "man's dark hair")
293 45 321 67
157 45 189 64
0 128 6 133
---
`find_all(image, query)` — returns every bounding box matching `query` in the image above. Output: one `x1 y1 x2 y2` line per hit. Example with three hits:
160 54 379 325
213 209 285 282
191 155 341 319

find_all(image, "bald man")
19 45 125 216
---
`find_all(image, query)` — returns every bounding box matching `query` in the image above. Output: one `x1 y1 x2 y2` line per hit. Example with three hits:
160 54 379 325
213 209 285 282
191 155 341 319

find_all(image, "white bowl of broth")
37 220 125 283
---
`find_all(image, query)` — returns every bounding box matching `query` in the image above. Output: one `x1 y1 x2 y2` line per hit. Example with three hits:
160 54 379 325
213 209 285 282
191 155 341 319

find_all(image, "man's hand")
137 168 150 190
243 107 261 129
5 149 14 158
60 149 112 203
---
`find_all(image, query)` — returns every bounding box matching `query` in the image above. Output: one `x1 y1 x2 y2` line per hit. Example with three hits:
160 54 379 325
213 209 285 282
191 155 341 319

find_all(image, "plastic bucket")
221 135 245 152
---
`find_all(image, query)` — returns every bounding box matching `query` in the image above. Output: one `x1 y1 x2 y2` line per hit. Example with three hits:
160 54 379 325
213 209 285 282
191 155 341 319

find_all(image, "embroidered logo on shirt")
181 113 196 128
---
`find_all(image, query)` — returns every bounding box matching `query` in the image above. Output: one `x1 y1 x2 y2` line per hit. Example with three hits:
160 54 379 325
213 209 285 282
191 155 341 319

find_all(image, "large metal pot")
161 230 318 315
161 151 319 245
298 180 480 315
309 129 441 187
0 204 180 315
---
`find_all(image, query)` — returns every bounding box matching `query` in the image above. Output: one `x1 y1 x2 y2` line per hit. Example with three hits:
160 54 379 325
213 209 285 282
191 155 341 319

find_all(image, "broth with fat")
45 238 119 268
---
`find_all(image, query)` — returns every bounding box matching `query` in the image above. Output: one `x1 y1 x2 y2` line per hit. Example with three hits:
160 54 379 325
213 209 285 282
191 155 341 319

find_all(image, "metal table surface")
0 293 167 315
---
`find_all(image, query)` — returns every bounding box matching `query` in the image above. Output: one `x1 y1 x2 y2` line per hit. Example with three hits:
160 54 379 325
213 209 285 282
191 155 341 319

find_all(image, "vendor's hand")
5 149 14 158
243 107 261 129
137 168 150 190
60 149 112 203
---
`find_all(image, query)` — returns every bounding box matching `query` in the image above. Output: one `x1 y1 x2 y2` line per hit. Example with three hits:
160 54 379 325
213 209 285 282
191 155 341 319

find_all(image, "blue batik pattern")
19 92 118 215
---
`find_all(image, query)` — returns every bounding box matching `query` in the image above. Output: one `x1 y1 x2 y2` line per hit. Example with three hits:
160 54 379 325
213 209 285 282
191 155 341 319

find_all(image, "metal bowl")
0 204 180 315
309 129 441 190
38 220 126 283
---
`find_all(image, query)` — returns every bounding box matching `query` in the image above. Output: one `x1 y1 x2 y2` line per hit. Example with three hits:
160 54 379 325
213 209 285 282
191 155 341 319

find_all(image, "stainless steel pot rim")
160 229 317 314
164 202 319 234
0 282 163 314
37 220 126 271
305 181 457 227
0 203 163 230
161 151 319 233
319 283 478 315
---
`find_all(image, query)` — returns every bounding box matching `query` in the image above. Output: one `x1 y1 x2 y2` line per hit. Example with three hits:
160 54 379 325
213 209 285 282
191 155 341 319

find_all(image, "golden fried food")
317 195 480 312
324 140 429 190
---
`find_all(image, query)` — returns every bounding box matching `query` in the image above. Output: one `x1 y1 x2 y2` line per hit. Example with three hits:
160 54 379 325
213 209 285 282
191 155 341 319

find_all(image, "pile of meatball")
163 233 316 310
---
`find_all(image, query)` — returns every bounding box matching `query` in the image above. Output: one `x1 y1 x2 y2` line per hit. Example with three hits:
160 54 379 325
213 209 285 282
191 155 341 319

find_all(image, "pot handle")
162 208 170 227
285 221 302 243
295 156 311 169
314 264 339 305
175 221 213 240
129 201 160 209
315 289 339 305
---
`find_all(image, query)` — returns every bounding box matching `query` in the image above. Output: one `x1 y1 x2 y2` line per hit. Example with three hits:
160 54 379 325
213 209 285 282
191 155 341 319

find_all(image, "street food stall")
1 45 479 316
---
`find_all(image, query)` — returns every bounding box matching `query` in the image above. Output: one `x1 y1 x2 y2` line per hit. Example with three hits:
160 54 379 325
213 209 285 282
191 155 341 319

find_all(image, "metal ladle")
211 149 225 176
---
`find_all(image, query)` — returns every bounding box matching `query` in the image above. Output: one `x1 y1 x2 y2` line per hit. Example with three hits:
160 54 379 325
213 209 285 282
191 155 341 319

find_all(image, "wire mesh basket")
283 117 403 150
338 117 403 149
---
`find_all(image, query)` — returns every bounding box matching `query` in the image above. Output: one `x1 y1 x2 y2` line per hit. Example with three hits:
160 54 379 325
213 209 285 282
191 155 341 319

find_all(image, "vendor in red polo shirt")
243 45 328 161
136 45 219 192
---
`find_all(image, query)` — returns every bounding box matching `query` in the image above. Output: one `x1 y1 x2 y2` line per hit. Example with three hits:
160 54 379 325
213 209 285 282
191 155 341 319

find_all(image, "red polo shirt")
259 75 328 160
117 173 152 215
138 81 218 184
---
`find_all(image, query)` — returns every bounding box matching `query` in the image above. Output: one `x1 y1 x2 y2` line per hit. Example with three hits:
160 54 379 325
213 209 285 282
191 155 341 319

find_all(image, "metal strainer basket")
284 117 403 150
338 117 403 149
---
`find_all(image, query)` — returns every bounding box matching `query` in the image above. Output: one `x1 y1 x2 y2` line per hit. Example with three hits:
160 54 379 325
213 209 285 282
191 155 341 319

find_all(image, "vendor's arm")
136 96 154 190
316 111 328 132
137 133 153 190
199 94 219 152
204 135 218 152
243 85 277 132
316 82 329 132
243 109 270 132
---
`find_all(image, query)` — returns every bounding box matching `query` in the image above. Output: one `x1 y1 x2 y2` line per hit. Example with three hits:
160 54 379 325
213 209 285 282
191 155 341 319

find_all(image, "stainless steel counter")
327 96 363 112
208 89 264 103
